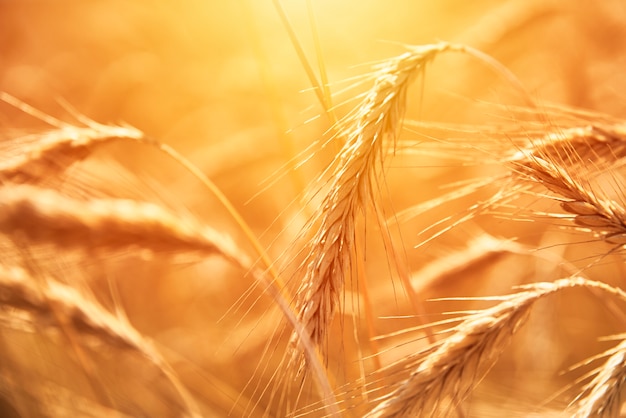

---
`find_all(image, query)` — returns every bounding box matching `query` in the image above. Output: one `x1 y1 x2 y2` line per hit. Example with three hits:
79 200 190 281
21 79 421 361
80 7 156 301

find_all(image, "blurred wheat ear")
0 264 201 417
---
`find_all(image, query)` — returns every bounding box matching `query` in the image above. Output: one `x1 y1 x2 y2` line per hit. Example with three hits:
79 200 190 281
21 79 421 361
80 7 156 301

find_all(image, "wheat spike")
0 124 143 184
291 42 461 366
0 184 250 265
365 278 626 418
508 123 626 244
0 92 143 185
510 124 626 169
365 286 548 417
572 336 626 418
0 264 152 353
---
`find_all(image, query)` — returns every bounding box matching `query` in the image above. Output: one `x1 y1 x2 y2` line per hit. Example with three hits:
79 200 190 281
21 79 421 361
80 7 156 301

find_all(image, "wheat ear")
571 336 626 418
0 184 249 263
510 124 626 170
511 124 626 245
291 42 458 365
0 264 201 417
0 124 143 184
290 41 534 370
365 278 626 418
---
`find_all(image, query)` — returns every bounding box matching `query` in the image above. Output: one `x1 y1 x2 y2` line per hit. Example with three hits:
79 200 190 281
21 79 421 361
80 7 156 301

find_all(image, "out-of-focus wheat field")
2 1 626 417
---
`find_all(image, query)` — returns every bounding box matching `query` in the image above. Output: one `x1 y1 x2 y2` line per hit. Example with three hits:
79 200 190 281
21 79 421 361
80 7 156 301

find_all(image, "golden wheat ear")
288 41 454 371
570 335 626 417
510 123 626 246
0 92 142 185
288 41 532 374
364 278 626 418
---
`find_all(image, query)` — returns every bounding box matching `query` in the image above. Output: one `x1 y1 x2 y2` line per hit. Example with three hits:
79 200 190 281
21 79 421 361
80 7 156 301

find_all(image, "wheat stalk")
0 264 155 355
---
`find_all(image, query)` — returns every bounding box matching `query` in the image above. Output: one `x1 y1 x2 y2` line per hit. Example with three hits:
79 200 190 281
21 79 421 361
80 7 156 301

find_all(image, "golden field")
1 1 626 417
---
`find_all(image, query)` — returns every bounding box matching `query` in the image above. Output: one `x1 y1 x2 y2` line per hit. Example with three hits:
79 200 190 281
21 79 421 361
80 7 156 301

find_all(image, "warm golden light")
1 1 626 417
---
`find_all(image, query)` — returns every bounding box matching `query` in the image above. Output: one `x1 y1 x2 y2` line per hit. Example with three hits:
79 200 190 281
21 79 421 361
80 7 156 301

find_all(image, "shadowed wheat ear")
571 335 626 418
0 264 201 417
510 123 626 246
365 277 626 418
289 41 530 371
